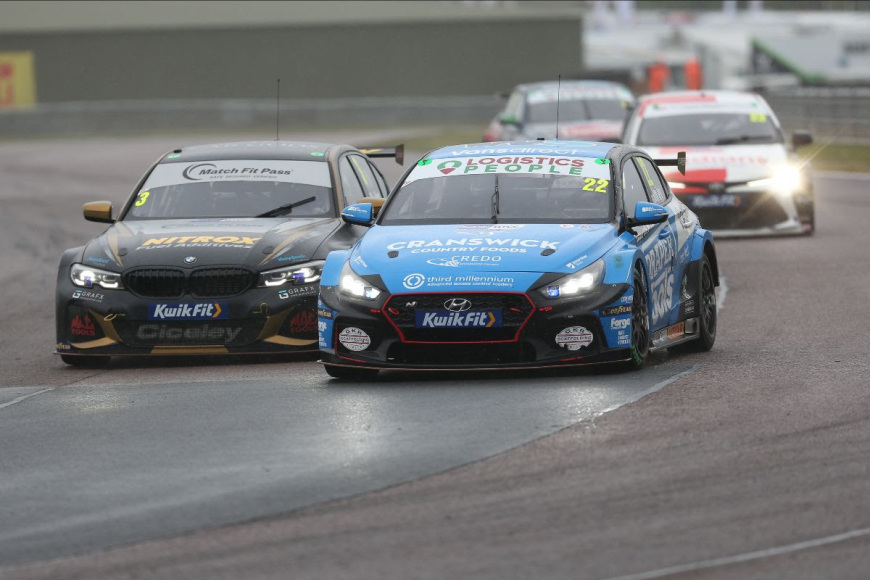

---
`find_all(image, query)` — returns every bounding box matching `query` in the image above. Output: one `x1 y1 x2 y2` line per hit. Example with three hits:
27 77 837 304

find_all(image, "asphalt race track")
1 136 869 579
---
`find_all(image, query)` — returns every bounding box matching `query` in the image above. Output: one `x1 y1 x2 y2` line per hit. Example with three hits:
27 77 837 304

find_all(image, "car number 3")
135 191 150 207
582 178 609 193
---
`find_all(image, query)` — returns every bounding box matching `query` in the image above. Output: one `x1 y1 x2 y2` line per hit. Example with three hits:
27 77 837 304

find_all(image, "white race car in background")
622 90 814 236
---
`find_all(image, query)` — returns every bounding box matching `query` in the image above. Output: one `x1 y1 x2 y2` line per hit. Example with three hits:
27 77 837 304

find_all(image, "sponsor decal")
438 160 462 174
317 308 333 319
684 299 696 315
136 324 242 343
610 317 631 330
56 342 72 351
277 254 307 263
555 326 593 351
343 205 369 215
387 238 558 252
426 255 502 268
667 321 685 340
137 235 261 249
691 194 740 209
402 273 515 290
72 289 105 303
601 305 632 317
403 273 426 290
616 330 631 346
86 257 110 265
560 224 574 229
278 285 317 299
619 293 634 305
289 311 317 335
70 314 97 337
566 255 588 269
148 302 227 320
338 327 370 351
182 162 295 181
646 236 675 282
415 310 501 329
454 224 524 232
352 255 368 268
651 271 675 324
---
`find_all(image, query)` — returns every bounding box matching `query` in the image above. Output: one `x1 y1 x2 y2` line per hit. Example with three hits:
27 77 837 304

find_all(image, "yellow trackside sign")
0 52 37 108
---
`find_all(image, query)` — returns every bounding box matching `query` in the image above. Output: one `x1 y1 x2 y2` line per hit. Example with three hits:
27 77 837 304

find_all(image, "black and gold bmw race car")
56 140 401 366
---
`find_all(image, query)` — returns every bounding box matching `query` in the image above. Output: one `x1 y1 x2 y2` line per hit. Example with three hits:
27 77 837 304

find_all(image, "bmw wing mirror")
341 203 374 227
83 201 115 224
792 130 813 150
626 202 668 227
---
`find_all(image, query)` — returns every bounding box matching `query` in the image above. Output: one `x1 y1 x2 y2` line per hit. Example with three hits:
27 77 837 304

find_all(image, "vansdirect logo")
415 310 502 329
148 302 228 320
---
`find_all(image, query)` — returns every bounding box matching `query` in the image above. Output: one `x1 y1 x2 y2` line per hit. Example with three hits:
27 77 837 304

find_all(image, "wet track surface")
1 136 869 579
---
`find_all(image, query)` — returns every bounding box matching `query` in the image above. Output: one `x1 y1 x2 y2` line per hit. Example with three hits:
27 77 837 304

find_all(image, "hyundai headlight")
259 260 324 287
538 259 605 299
338 262 383 300
746 165 803 197
70 263 123 289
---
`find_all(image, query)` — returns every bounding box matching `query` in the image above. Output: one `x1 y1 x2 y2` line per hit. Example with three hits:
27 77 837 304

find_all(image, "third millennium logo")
403 273 426 290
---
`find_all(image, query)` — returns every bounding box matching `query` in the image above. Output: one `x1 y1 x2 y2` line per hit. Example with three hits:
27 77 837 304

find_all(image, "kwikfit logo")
416 310 501 329
148 302 228 320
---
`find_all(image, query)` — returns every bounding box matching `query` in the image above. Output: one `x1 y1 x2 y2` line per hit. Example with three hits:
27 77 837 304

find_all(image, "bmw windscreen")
381 157 613 225
526 89 628 124
125 160 335 220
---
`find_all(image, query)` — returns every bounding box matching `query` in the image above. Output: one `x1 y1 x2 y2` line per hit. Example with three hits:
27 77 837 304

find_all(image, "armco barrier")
0 96 504 137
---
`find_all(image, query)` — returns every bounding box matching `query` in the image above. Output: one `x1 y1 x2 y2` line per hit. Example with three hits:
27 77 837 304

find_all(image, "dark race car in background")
484 80 635 143
56 140 402 366
623 90 814 236
318 140 719 379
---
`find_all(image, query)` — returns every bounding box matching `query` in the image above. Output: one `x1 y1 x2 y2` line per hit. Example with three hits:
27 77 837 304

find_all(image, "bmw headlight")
338 262 383 300
538 259 605 299
70 264 123 289
746 165 803 197
259 260 324 288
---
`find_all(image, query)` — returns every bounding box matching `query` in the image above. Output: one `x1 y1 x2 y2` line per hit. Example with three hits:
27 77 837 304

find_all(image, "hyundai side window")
635 157 669 204
339 156 365 202
622 158 650 215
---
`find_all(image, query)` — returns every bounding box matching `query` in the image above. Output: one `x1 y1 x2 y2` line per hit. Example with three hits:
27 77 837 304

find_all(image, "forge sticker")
555 326 593 351
338 327 371 351
137 235 261 250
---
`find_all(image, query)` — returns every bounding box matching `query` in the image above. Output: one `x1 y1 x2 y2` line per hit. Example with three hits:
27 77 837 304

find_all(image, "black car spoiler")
654 151 686 175
358 144 404 165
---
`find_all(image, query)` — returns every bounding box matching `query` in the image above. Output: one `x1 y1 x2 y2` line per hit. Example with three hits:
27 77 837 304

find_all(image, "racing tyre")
671 255 717 353
324 364 379 381
61 354 110 368
624 266 650 371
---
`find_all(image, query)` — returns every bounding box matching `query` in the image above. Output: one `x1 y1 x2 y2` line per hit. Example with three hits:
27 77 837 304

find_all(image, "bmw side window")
339 157 365 201
505 92 524 121
370 162 389 197
636 157 669 204
349 155 381 198
622 158 649 215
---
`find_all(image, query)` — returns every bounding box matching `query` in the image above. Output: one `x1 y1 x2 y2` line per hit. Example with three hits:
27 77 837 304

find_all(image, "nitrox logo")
438 160 462 175
148 302 228 320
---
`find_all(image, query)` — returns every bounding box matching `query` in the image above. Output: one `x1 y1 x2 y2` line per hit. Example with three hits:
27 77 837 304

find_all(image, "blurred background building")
0 0 867 140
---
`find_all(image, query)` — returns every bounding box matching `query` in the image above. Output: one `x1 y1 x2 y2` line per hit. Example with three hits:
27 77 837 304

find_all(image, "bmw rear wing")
654 151 686 175
358 144 405 165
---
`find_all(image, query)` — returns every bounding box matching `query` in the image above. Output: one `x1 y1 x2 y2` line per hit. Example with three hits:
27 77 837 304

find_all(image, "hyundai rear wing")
358 144 405 165
654 151 686 175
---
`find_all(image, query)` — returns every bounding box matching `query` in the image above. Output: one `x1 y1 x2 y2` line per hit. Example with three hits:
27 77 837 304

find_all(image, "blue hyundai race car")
318 140 719 379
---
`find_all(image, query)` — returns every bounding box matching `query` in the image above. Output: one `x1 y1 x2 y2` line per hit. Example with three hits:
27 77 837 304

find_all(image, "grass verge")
798 142 870 173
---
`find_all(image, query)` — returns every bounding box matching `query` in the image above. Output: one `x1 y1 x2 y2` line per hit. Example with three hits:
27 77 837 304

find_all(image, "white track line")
602 526 870 580
0 388 55 411
717 275 728 313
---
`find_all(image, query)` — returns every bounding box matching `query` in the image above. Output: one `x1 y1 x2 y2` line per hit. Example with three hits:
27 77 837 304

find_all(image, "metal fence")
0 96 504 138
763 87 870 144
